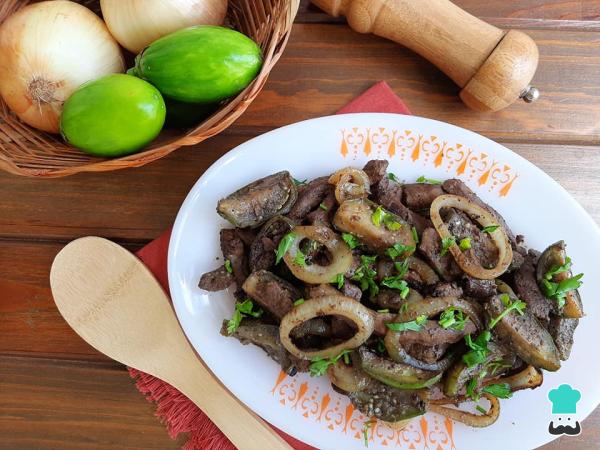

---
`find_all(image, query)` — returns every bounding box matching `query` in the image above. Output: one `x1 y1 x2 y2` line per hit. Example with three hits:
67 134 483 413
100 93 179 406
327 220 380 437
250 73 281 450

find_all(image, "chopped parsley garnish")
483 383 512 399
293 177 307 186
466 374 481 401
476 405 487 414
386 315 427 332
387 172 400 182
376 338 387 354
319 202 328 211
438 307 467 331
224 259 232 273
487 358 512 376
332 273 345 289
541 273 583 309
411 226 419 245
343 352 351 365
371 206 386 227
383 216 402 231
351 255 379 297
294 249 307 267
226 299 263 335
416 175 442 185
440 236 456 256
462 330 491 367
275 232 296 264
544 257 572 280
394 259 410 278
362 421 372 447
293 298 305 306
381 276 410 299
488 294 526 329
342 232 361 249
459 237 472 251
309 349 352 377
377 309 390 313
481 225 500 234
400 302 409 313
385 243 415 260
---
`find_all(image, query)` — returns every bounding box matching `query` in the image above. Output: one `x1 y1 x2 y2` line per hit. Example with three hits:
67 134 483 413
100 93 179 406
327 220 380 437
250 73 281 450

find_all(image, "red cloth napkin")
130 81 411 449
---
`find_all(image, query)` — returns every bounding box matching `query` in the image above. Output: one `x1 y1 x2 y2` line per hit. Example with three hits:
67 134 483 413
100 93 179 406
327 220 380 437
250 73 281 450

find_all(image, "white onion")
0 1 125 134
101 0 228 54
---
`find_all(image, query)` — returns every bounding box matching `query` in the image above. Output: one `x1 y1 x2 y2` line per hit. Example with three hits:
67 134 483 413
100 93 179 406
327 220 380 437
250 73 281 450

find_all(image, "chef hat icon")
548 384 581 414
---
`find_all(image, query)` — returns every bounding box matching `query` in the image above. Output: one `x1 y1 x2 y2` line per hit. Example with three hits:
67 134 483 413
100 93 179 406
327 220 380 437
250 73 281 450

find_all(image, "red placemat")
130 81 411 449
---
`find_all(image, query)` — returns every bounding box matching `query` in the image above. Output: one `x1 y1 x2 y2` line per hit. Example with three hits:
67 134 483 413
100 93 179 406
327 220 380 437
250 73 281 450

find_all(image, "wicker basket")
0 0 299 178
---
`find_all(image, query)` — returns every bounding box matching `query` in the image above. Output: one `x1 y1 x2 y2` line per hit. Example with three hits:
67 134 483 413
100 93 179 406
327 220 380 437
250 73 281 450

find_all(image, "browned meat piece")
376 178 432 234
217 171 297 228
442 178 516 246
403 183 444 210
418 228 462 281
241 270 300 320
235 228 257 247
375 259 394 282
548 316 578 360
430 282 463 298
330 316 357 339
514 254 552 324
395 320 476 346
305 283 339 298
249 216 294 272
509 251 525 272
373 289 406 310
288 176 332 220
373 312 396 336
362 159 389 184
443 209 498 269
341 281 362 301
306 189 336 226
290 318 331 339
463 275 497 298
221 319 307 374
220 228 249 287
405 343 450 364
198 265 234 291
349 380 425 423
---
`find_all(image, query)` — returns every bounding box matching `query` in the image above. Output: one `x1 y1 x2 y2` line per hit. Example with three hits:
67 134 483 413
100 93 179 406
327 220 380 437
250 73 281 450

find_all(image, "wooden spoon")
50 236 292 450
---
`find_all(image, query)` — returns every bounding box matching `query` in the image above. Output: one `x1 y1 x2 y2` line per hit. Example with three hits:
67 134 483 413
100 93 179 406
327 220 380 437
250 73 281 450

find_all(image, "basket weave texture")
0 0 299 178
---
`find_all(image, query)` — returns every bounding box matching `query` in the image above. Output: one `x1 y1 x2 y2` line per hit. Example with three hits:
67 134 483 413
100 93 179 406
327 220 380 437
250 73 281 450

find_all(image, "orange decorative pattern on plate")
339 127 518 197
271 371 457 449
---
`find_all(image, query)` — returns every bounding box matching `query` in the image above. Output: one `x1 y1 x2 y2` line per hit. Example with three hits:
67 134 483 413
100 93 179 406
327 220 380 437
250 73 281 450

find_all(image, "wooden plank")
0 143 598 362
0 354 597 449
0 356 182 450
236 25 600 145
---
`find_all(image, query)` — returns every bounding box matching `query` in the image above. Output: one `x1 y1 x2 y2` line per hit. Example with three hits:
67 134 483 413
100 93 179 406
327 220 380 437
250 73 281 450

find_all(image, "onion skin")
283 226 353 284
328 167 371 203
430 194 513 279
279 295 375 359
491 365 543 392
101 0 228 54
0 1 124 133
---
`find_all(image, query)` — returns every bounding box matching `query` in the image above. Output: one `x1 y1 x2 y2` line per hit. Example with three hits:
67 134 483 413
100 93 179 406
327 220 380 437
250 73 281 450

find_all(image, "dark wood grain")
0 356 183 450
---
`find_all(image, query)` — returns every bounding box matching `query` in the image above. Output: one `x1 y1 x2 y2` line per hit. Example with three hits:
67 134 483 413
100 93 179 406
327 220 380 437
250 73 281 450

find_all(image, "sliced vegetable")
333 199 416 255
279 296 375 359
217 171 297 228
359 347 442 390
428 393 500 427
485 295 561 371
327 358 372 392
430 195 513 279
491 365 543 392
444 342 502 396
536 241 584 318
329 167 371 204
384 331 457 371
282 226 353 284
394 295 484 330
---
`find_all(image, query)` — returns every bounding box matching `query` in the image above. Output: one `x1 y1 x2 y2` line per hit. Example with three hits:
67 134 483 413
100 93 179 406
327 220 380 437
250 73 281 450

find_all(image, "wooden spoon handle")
312 0 539 111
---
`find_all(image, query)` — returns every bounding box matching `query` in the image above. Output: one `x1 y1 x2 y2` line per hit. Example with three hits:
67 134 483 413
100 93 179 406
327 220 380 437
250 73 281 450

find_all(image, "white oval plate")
169 113 600 450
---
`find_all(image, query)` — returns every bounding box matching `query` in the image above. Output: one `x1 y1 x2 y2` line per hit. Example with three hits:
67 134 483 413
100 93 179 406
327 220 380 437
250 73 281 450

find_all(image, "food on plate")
199 160 584 429
101 0 228 54
0 0 124 133
60 74 165 157
131 26 263 104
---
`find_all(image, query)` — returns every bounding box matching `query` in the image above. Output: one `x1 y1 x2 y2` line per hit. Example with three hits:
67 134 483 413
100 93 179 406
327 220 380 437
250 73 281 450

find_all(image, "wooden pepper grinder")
312 0 540 111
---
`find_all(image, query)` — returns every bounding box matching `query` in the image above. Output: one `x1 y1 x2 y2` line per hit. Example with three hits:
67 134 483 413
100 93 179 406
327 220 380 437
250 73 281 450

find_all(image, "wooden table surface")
1 1 599 449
